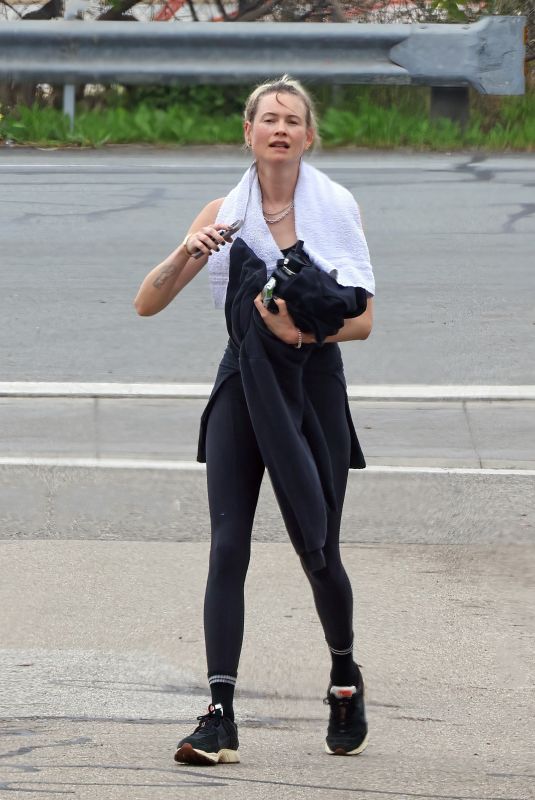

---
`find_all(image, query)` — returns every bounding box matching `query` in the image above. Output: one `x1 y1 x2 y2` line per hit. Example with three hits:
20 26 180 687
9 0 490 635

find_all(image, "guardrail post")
430 87 470 130
61 3 83 132
62 84 75 130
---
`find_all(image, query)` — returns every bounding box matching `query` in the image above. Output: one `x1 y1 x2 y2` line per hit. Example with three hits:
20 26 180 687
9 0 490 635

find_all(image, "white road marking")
0 163 251 170
0 382 214 399
1 382 535 401
1 457 534 476
0 456 205 471
0 158 531 172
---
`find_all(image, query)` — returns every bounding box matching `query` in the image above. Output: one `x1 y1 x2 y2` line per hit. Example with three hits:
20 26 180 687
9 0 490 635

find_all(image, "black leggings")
204 372 354 679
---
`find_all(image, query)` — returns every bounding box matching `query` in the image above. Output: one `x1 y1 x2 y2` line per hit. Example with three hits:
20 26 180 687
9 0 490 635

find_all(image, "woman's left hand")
254 294 301 346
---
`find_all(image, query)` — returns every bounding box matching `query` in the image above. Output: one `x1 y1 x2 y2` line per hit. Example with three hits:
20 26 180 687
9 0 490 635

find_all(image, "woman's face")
245 92 314 164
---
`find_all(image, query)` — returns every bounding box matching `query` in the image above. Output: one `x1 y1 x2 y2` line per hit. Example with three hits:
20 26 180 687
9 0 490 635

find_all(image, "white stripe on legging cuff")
208 674 237 685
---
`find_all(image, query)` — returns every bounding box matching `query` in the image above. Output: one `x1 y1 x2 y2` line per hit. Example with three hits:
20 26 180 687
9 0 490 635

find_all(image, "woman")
134 76 375 766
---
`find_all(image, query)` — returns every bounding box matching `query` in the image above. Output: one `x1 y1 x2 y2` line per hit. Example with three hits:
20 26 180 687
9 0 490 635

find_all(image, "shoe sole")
325 733 369 756
174 742 240 765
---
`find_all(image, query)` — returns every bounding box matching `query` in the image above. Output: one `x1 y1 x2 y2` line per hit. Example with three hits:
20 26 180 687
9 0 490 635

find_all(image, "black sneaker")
324 673 368 756
174 703 240 765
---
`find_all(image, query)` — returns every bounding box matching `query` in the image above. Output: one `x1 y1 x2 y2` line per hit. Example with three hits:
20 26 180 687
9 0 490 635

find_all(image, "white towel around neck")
207 160 375 309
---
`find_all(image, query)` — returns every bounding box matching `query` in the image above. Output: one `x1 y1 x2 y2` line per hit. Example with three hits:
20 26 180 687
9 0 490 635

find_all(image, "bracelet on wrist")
294 328 303 349
182 233 194 257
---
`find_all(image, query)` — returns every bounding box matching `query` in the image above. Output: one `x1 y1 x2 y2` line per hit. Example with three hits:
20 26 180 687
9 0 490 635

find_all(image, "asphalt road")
1 148 534 384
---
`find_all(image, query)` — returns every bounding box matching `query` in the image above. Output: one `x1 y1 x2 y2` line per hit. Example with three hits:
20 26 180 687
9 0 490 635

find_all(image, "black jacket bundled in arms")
199 237 368 573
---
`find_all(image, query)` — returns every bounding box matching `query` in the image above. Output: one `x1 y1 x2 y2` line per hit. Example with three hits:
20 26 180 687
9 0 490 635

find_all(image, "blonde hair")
243 75 320 149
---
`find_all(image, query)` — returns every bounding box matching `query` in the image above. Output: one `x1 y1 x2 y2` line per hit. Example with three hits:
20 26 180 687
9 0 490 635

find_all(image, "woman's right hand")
184 223 233 258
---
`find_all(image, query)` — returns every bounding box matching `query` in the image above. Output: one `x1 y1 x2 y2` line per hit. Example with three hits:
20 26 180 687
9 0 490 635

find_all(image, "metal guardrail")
0 16 526 126
0 17 526 91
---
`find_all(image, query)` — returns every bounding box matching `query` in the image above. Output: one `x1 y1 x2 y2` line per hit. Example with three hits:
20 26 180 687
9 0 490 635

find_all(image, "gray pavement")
1 149 535 384
1 541 534 799
1 393 534 545
2 396 535 469
1 463 535 544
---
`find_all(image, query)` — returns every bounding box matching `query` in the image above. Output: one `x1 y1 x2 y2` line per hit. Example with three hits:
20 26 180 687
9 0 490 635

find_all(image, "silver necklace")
262 200 294 225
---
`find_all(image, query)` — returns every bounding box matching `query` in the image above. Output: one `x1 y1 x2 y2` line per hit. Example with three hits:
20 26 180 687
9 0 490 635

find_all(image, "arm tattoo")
152 262 179 289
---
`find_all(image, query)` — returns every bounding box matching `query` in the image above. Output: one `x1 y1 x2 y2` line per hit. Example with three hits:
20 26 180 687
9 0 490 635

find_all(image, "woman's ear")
244 120 251 148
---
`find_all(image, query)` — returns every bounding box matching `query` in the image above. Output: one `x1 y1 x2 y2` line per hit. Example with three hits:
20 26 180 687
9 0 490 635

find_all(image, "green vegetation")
1 83 534 150
0 103 245 147
318 92 535 150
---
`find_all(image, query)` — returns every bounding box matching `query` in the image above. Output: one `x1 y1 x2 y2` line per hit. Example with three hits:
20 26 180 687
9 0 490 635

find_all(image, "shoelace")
323 695 355 732
194 704 222 732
